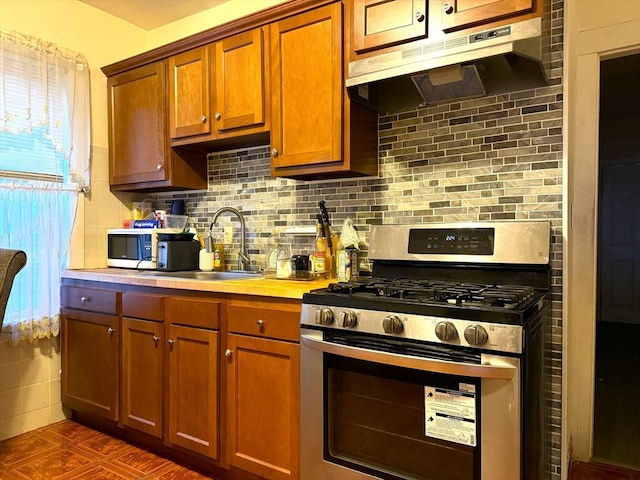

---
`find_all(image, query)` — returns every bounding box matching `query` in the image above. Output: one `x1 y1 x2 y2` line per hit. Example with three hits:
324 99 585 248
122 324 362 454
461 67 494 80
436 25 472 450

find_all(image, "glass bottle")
310 221 328 277
264 230 278 278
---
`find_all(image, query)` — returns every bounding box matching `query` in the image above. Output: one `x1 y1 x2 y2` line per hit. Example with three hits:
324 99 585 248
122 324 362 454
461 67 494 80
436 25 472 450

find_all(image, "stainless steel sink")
143 270 263 281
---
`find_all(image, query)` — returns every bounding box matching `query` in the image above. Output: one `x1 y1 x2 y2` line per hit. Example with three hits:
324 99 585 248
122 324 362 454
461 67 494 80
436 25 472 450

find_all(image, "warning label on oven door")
424 386 477 447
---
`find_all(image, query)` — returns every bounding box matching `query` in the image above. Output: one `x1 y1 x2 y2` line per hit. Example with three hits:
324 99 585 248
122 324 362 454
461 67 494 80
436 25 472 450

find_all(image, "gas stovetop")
325 278 539 310
303 278 547 325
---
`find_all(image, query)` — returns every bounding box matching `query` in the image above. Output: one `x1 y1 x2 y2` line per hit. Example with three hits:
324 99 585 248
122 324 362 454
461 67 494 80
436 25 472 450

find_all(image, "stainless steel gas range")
300 221 551 480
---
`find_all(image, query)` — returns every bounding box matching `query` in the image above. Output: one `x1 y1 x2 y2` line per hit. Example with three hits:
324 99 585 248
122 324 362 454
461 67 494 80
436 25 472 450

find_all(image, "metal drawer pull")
152 335 160 343
256 319 264 327
225 349 232 358
301 334 516 379
80 296 89 304
107 327 115 335
167 339 175 346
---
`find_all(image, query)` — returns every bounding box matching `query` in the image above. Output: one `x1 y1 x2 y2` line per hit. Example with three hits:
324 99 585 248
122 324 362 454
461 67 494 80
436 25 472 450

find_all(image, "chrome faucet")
210 207 250 271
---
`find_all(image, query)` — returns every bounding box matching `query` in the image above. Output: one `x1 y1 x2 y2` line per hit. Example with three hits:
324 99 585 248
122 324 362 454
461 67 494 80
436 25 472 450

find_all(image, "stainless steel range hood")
346 17 550 114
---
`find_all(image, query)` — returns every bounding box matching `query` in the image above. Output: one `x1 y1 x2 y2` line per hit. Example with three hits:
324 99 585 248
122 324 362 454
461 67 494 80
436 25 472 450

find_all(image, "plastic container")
165 214 188 230
199 249 214 271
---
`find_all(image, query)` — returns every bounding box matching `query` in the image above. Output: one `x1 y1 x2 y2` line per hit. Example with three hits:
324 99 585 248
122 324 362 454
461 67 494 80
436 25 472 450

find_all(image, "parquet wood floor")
569 461 640 480
0 420 215 479
3 419 640 479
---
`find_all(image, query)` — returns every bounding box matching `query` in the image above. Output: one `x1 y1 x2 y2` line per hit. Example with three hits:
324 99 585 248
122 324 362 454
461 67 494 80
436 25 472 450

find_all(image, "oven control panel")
408 228 495 255
301 304 523 354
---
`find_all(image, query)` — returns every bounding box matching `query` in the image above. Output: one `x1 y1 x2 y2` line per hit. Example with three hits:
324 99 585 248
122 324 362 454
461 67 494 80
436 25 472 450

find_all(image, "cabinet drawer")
166 297 221 330
61 286 119 315
122 292 164 321
227 300 300 342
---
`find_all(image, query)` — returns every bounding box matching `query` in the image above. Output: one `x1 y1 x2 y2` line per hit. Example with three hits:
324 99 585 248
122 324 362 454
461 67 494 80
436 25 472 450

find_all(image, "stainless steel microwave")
107 228 160 269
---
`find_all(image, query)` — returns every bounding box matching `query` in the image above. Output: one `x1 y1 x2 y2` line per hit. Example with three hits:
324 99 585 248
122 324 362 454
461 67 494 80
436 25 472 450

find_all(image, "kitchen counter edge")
62 269 333 300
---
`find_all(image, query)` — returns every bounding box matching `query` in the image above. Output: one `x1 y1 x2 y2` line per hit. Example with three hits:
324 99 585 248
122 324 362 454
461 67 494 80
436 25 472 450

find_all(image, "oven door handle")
301 334 516 379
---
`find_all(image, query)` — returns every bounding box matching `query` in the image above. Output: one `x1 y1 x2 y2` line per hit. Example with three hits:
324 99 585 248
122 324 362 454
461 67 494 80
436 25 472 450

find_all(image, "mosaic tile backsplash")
153 2 565 477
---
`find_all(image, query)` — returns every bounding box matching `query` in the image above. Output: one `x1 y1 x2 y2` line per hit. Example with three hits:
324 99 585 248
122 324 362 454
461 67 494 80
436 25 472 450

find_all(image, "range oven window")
324 354 481 480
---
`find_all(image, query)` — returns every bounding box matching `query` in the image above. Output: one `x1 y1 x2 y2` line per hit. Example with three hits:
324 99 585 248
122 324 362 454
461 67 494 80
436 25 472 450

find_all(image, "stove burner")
326 278 537 310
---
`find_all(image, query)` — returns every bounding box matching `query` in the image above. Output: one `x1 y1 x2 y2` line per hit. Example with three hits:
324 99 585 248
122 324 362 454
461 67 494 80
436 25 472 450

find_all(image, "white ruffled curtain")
0 30 90 345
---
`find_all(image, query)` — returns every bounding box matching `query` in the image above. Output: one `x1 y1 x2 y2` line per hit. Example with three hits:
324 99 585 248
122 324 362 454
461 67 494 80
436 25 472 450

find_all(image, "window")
0 30 90 345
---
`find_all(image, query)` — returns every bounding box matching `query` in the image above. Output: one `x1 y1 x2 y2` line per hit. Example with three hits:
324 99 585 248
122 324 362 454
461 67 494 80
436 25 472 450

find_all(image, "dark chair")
0 248 27 329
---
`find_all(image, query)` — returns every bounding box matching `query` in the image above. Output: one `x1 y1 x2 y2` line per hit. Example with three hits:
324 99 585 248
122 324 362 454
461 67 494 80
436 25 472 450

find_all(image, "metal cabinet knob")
214 112 221 121
80 296 89 304
167 339 175 346
225 349 232 357
201 115 207 124
256 319 264 327
415 11 425 22
156 164 163 171
107 327 115 335
152 335 160 343
442 3 454 14
270 148 279 158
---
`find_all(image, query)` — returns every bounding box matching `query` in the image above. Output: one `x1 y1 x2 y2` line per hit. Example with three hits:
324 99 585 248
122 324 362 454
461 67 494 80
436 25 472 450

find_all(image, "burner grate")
327 278 537 310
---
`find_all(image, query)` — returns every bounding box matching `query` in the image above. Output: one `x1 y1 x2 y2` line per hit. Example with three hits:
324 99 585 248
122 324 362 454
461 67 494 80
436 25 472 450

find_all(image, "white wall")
563 0 640 473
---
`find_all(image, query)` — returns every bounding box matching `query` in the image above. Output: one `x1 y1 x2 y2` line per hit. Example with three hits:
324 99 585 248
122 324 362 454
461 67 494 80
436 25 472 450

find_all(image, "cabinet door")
215 28 266 132
169 46 212 138
440 0 535 32
121 318 164 438
108 62 168 185
226 334 299 480
270 3 342 170
61 309 119 421
352 0 428 53
167 325 219 459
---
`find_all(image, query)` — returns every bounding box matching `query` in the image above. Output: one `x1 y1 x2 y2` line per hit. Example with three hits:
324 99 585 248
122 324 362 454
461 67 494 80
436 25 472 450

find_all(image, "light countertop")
62 269 334 299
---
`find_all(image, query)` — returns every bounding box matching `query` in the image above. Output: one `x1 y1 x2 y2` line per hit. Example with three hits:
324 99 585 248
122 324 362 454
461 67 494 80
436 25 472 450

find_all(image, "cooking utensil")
319 201 338 255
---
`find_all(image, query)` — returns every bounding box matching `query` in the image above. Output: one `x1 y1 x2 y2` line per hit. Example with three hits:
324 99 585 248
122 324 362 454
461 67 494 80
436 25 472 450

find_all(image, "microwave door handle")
301 334 516 380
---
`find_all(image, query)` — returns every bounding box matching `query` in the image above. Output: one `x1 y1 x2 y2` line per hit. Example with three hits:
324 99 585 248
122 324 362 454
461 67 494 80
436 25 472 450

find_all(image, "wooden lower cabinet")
120 317 164 437
167 324 219 459
61 308 120 421
226 333 300 480
62 280 301 479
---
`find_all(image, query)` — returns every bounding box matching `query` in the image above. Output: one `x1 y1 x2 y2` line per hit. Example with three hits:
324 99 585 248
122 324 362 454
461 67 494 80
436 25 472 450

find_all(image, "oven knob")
338 310 358 328
314 308 334 325
435 321 458 342
464 325 489 346
382 315 404 334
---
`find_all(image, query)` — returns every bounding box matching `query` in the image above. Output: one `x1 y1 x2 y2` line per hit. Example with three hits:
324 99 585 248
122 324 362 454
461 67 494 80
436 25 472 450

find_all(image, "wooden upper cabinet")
108 61 207 191
440 0 535 32
214 27 266 133
270 2 378 179
270 3 343 171
352 0 429 54
109 62 168 186
169 46 212 138
169 27 269 144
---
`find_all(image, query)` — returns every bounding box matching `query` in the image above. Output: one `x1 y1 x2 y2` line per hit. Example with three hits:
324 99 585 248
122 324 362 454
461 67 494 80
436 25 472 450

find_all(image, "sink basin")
144 270 263 281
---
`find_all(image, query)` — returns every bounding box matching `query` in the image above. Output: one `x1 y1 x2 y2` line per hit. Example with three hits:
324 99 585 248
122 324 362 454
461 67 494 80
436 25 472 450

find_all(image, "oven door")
300 327 521 480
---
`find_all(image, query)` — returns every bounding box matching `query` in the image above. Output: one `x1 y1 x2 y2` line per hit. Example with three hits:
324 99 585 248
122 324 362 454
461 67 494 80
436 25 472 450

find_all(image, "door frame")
563 2 640 475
